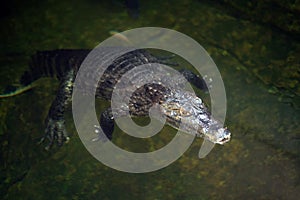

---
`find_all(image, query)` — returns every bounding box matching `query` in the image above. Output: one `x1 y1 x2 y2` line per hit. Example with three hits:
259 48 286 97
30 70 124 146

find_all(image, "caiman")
1 48 231 150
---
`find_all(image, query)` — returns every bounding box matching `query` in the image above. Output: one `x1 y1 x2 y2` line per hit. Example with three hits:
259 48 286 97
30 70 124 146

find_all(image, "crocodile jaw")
160 90 231 144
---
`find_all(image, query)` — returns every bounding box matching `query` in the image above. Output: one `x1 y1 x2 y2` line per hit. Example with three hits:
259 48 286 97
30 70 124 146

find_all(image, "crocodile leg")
179 69 211 91
94 108 114 142
40 69 76 150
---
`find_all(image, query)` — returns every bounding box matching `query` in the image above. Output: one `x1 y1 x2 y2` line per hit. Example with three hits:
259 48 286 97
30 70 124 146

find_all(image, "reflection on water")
0 0 299 199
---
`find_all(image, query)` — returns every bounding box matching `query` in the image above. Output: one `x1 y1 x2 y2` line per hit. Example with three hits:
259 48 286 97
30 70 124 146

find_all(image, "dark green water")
0 0 299 199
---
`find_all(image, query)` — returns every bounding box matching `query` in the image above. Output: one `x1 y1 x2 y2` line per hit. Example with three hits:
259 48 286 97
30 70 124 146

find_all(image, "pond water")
0 0 299 199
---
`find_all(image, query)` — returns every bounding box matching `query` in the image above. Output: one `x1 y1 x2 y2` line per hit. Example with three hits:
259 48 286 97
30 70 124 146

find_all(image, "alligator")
1 48 231 150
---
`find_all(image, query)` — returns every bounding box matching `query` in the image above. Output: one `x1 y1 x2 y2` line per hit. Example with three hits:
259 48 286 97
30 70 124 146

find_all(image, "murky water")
0 0 299 199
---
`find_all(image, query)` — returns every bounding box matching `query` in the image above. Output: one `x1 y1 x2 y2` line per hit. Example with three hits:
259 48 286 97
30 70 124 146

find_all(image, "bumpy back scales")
20 49 91 85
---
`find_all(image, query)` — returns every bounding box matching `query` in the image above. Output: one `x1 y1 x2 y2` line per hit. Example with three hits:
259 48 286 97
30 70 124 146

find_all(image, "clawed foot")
180 69 213 92
202 75 213 90
92 108 114 142
92 125 110 142
39 118 69 150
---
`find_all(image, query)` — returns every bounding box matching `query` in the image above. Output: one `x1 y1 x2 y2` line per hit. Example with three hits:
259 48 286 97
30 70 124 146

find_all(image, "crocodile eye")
191 97 202 108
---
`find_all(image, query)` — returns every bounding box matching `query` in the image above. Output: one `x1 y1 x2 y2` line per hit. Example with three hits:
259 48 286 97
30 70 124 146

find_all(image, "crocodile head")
160 90 231 144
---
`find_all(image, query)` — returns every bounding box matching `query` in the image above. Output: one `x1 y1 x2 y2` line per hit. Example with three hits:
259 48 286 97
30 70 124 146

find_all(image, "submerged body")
5 49 230 149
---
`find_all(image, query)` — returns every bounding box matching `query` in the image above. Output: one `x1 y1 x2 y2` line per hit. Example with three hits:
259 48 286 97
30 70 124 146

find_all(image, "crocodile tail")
0 84 34 98
20 49 91 85
1 49 91 98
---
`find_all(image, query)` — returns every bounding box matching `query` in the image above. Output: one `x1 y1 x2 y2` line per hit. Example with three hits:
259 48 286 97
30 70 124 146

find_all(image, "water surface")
0 0 299 199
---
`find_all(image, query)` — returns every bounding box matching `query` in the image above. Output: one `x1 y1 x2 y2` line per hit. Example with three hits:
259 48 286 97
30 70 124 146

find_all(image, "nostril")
224 129 230 136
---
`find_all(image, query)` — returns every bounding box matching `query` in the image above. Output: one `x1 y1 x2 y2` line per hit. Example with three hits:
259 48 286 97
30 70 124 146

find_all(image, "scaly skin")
11 49 230 149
